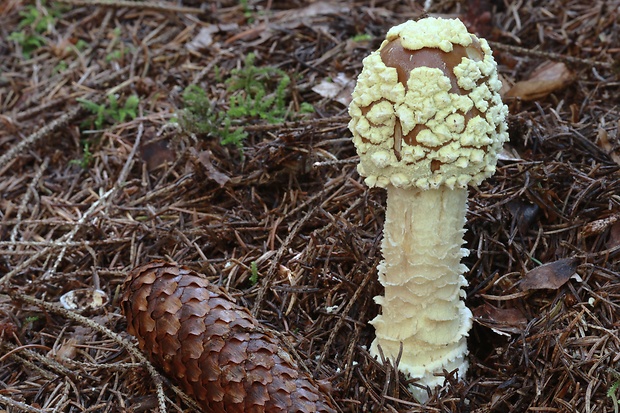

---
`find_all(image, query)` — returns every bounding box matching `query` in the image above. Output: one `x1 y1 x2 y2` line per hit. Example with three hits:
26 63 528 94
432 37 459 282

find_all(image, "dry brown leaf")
581 214 620 238
472 303 528 335
311 73 354 106
607 221 620 250
140 140 175 172
519 258 579 291
54 338 79 361
506 200 539 237
190 148 230 187
505 61 574 101
186 24 239 52
596 126 620 167
186 26 219 51
0 318 17 339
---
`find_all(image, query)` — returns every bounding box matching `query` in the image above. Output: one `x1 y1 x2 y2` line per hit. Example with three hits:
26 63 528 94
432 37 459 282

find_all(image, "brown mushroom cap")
348 18 509 189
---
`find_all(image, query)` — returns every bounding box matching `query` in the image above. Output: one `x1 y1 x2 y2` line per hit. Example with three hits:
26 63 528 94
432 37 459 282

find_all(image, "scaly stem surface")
370 185 472 396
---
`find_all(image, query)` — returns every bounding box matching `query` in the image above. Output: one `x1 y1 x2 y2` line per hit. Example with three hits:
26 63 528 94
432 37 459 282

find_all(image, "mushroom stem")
370 185 472 395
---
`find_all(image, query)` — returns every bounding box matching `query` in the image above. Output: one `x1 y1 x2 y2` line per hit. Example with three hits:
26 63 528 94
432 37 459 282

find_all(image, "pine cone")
121 260 336 413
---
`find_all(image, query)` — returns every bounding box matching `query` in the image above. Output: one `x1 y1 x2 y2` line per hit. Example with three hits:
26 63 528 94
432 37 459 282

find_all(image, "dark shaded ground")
1 0 620 412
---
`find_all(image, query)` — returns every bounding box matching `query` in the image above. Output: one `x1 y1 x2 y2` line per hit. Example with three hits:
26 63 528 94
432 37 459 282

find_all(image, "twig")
0 238 133 248
0 124 142 285
0 240 65 286
0 344 51 363
8 291 170 413
251 204 319 316
0 341 85 381
9 158 50 250
489 40 613 69
0 107 83 175
56 0 204 14
191 55 223 86
317 264 376 375
43 123 143 279
238 115 350 133
128 174 194 207
313 158 358 168
117 122 144 188
50 380 71 413
0 342 56 380
15 97 70 122
59 359 142 371
0 395 46 413
41 186 114 279
0 65 132 176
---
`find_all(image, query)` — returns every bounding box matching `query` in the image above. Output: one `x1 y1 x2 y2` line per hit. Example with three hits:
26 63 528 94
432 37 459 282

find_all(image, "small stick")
0 395 45 413
489 41 613 69
56 0 204 14
43 123 143 279
252 204 319 316
9 158 50 249
239 115 350 133
8 291 177 413
0 68 130 176
0 106 83 174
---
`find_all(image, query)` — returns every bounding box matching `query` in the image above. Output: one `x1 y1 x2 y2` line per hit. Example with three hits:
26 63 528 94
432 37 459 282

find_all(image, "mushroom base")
369 185 473 401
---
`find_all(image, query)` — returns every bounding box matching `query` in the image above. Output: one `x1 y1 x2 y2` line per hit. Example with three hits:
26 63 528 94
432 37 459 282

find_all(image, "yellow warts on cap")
348 17 509 190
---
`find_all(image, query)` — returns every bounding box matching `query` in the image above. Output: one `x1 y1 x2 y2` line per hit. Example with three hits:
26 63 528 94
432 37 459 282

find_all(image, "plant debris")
518 258 580 291
505 61 575 101
1 0 620 412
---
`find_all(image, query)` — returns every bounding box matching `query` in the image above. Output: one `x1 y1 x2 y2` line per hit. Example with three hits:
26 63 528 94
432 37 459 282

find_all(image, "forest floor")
1 0 620 412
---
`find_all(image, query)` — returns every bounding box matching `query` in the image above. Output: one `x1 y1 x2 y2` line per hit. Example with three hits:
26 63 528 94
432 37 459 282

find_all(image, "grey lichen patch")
348 17 509 190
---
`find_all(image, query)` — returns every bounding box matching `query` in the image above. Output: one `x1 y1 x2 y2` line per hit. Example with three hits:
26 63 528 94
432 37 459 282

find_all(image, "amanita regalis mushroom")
348 17 508 398
121 260 335 413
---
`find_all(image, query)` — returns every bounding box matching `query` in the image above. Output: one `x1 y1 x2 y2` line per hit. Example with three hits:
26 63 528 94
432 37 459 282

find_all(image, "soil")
1 0 619 412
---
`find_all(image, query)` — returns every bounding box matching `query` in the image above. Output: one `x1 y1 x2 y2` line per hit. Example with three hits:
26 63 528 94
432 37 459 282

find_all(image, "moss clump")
180 53 295 149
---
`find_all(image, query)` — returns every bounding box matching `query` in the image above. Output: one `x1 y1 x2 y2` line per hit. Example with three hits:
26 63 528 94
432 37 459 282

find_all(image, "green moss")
9 0 66 58
179 53 296 150
609 369 620 413
78 94 140 130
351 33 372 42
249 261 259 285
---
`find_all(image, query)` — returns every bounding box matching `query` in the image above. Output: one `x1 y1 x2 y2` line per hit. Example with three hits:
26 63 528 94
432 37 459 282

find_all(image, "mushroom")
348 17 508 399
